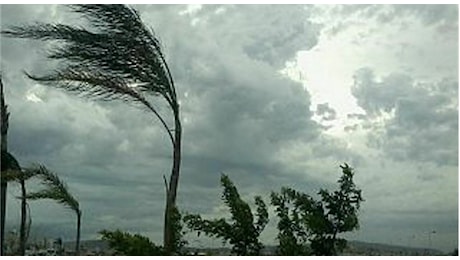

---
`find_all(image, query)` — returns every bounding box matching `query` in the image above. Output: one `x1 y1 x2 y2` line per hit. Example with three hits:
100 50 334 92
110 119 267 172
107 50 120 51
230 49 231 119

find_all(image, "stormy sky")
1 4 458 252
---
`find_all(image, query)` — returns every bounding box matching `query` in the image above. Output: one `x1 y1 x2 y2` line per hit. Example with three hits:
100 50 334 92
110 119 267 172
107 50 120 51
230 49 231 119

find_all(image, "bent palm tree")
2 5 182 254
3 165 34 256
25 165 81 255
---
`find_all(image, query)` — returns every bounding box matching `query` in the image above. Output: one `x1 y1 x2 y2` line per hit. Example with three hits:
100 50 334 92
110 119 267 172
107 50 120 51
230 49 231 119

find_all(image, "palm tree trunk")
18 179 26 255
0 181 6 255
1 75 9 256
75 210 81 255
163 109 182 255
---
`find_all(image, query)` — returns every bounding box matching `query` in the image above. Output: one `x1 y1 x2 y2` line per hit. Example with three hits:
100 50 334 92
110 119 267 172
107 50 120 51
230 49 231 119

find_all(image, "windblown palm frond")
3 5 182 253
2 5 175 102
25 165 79 214
2 4 177 143
1 150 23 182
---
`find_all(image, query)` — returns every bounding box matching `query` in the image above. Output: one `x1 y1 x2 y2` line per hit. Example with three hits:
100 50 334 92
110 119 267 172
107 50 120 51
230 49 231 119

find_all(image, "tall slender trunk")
75 210 81 255
0 181 6 255
18 179 26 255
1 75 9 256
163 108 182 255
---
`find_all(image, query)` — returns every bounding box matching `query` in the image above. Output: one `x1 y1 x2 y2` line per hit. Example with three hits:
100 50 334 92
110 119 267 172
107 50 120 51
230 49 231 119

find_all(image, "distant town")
4 233 448 256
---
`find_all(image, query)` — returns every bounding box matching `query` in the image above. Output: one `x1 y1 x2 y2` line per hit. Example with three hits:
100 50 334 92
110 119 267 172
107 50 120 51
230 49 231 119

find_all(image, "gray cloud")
185 5 321 68
352 68 458 166
316 102 337 121
392 5 458 26
320 5 458 36
1 4 457 253
1 4 331 245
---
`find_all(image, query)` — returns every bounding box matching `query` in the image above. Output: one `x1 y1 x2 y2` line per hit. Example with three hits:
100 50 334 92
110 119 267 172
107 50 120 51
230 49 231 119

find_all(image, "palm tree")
0 151 22 255
25 165 81 255
1 74 33 256
2 5 182 254
3 166 35 256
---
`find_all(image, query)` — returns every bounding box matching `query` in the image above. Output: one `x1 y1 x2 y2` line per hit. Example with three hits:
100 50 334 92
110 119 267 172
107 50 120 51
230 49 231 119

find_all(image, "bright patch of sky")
280 5 456 139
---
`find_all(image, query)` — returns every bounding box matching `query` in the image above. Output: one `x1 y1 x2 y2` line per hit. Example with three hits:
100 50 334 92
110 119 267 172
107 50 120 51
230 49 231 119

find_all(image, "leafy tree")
184 174 269 256
2 5 182 254
271 163 363 256
24 165 82 255
270 186 312 256
170 206 188 254
100 229 164 256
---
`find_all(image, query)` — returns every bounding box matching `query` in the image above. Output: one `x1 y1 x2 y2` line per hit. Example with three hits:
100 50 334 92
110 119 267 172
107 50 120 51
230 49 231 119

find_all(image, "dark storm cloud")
2 4 456 252
2 4 334 244
181 5 321 68
352 68 458 166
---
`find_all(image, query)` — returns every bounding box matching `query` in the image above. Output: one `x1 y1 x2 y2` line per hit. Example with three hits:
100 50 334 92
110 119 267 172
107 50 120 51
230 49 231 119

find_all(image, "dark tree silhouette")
2 4 182 254
184 174 269 256
271 163 363 255
100 229 164 256
1 75 33 256
4 167 35 256
25 165 81 255
0 74 21 255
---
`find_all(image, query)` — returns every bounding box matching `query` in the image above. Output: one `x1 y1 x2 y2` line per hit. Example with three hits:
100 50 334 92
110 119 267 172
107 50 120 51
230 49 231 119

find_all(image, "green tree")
271 163 363 256
184 174 269 256
25 165 82 255
100 229 164 256
2 5 182 254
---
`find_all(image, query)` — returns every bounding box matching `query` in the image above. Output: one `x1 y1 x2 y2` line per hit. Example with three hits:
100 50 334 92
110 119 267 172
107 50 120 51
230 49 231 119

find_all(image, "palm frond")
25 165 79 214
2 4 175 105
2 4 177 144
1 170 21 182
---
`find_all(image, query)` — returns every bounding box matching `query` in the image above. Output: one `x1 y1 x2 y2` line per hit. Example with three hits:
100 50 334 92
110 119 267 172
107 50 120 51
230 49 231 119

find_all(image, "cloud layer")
1 4 457 253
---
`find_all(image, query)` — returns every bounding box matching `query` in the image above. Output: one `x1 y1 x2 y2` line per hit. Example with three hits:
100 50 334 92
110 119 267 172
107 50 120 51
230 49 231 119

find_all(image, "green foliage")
99 229 164 256
271 163 363 256
184 174 269 256
270 187 312 255
170 206 188 254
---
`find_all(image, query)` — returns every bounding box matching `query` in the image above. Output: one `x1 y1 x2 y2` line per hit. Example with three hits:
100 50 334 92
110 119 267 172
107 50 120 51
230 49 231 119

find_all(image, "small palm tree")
2 5 182 253
5 166 34 256
25 165 82 255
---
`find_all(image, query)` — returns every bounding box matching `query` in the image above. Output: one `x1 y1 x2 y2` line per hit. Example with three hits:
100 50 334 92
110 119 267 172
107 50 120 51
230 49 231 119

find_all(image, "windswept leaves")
271 163 363 256
100 229 164 256
2 5 175 106
24 165 80 215
184 174 268 256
